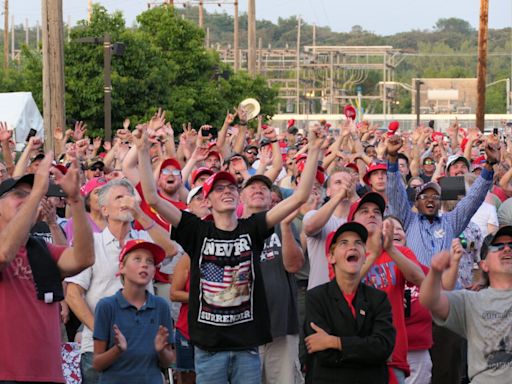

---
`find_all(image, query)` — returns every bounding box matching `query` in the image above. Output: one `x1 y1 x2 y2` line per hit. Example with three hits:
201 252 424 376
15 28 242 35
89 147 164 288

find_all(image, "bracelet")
143 220 156 231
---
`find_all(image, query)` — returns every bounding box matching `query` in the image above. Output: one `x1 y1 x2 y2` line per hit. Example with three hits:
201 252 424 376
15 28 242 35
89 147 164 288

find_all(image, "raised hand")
93 137 102 150
308 124 326 150
484 136 501 164
382 219 395 252
32 152 53 198
148 108 166 131
451 238 464 264
52 159 81 202
430 250 451 273
123 118 131 130
224 109 237 126
154 325 170 353
386 135 403 157
28 136 43 151
73 121 87 141
262 126 277 141
132 124 150 150
113 324 127 352
258 145 273 166
0 122 12 142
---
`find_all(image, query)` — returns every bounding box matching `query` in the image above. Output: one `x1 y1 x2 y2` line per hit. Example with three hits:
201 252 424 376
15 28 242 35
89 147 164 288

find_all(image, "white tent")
0 92 44 147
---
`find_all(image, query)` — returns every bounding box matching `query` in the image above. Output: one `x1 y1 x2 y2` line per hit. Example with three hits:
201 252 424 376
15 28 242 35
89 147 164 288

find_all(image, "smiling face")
120 249 156 286
353 202 383 235
415 187 441 218
207 180 239 213
448 160 469 177
241 180 271 211
328 231 366 276
385 217 406 246
481 235 512 281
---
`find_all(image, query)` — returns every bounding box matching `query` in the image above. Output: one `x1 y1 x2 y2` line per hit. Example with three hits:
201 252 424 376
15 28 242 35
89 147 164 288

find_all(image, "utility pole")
233 0 239 71
295 16 301 114
476 0 489 132
42 0 65 152
247 0 256 75
10 15 14 60
312 23 316 54
198 0 204 28
87 0 92 22
3 0 8 70
104 33 112 141
36 20 40 48
25 17 29 46
415 79 424 127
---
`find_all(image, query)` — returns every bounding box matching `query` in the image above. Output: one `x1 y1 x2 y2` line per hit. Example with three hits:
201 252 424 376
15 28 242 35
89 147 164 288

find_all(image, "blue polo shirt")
93 290 173 384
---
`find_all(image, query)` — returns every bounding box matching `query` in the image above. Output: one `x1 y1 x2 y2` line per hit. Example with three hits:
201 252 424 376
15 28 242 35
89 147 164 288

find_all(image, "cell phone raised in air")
25 128 37 142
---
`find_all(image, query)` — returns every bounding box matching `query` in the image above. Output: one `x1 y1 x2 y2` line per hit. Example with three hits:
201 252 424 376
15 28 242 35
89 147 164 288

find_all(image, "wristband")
487 160 498 166
143 220 156 231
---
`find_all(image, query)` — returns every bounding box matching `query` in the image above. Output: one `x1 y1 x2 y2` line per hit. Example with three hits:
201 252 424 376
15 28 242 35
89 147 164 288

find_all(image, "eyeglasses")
488 242 512 252
417 194 441 201
161 169 181 176
89 165 104 171
423 160 435 165
213 184 238 193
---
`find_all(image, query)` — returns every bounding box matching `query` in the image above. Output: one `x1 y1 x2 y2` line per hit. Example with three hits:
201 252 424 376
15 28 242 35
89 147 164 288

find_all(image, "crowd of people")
0 108 511 384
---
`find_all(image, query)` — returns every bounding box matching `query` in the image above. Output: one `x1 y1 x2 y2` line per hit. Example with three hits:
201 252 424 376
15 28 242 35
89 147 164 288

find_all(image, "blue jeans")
80 352 100 384
194 347 260 384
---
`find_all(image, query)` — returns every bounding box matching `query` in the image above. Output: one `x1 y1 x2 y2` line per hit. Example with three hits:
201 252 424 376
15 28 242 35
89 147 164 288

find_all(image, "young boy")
92 240 174 383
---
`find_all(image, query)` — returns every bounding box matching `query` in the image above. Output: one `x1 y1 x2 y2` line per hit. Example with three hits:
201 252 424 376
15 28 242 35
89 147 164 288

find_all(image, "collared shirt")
65 226 153 353
386 161 492 266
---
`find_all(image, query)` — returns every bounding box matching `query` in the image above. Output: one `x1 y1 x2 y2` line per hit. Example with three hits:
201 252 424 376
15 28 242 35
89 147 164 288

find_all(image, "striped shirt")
386 162 492 266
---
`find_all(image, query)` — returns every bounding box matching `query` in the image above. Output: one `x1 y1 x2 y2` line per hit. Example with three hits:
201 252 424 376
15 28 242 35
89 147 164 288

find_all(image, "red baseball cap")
159 158 181 173
207 150 222 161
297 161 326 185
344 162 359 174
191 167 214 184
80 177 108 197
52 164 68 175
362 162 388 186
347 192 386 221
202 171 237 197
119 239 166 267
387 121 399 136
287 119 295 129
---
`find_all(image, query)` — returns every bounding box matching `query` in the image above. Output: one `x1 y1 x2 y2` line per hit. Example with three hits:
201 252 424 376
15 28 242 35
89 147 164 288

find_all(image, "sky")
6 0 512 36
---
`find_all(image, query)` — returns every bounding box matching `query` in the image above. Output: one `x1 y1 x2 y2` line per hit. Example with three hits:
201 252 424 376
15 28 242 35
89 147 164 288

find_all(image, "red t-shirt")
134 183 187 283
363 245 420 377
0 243 66 382
175 275 191 339
405 264 433 351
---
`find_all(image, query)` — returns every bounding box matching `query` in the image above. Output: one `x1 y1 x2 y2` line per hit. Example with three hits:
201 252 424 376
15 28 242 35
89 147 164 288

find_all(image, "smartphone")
209 127 218 138
439 176 466 200
26 128 37 142
493 128 499 136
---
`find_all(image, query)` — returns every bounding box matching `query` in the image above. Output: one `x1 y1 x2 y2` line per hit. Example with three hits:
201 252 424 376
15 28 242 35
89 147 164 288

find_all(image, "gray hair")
97 178 136 208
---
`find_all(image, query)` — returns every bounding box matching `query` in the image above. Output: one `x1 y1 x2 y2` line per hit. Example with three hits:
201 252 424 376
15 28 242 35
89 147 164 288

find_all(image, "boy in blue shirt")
93 240 174 383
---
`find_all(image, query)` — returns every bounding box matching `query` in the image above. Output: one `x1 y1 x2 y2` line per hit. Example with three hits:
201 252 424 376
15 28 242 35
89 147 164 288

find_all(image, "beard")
111 211 134 223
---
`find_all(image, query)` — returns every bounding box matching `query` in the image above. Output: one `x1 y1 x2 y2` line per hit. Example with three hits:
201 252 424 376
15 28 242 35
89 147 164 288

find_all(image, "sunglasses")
89 165 104 171
245 150 258 156
423 160 435 165
488 242 512 252
417 194 441 201
161 169 181 176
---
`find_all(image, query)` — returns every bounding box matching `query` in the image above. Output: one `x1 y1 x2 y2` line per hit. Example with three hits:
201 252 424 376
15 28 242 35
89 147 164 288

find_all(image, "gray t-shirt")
260 225 300 338
434 288 512 383
303 211 345 290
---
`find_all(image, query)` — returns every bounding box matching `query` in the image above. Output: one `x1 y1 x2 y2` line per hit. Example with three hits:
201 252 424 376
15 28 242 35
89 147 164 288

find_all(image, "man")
303 167 354 290
0 154 94 383
363 162 387 195
135 125 324 383
244 145 259 166
305 222 395 384
65 179 177 384
204 150 222 172
420 226 512 384
397 153 411 181
191 167 214 188
224 153 252 186
350 192 425 383
85 157 105 180
446 154 471 177
386 135 497 267
419 153 436 182
240 174 304 384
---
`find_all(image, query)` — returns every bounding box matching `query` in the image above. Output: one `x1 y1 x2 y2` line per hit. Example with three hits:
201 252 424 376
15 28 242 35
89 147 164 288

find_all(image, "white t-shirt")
470 201 499 238
65 227 154 354
303 210 345 290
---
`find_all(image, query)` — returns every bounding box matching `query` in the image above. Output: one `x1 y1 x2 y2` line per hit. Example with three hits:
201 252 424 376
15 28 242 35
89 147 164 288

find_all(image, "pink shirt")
0 243 66 382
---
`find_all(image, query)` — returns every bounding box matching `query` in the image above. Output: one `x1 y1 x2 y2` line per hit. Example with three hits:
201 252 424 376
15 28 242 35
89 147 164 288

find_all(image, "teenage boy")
135 125 325 383
92 240 174 383
305 222 395 384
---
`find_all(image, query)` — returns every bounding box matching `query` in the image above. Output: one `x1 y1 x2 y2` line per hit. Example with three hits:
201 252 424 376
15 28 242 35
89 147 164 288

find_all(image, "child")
92 240 174 383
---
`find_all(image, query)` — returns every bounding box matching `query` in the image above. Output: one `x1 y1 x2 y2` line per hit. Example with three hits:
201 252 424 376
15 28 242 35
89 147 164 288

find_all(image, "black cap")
242 174 273 190
47 182 67 198
481 226 512 260
325 222 368 253
30 153 45 164
0 174 35 198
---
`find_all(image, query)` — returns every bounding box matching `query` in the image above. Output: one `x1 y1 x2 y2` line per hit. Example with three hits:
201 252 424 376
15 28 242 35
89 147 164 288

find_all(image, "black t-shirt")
174 210 274 351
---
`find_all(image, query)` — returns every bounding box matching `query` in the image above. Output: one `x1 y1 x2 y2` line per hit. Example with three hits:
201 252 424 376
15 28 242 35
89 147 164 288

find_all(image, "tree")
434 18 474 34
